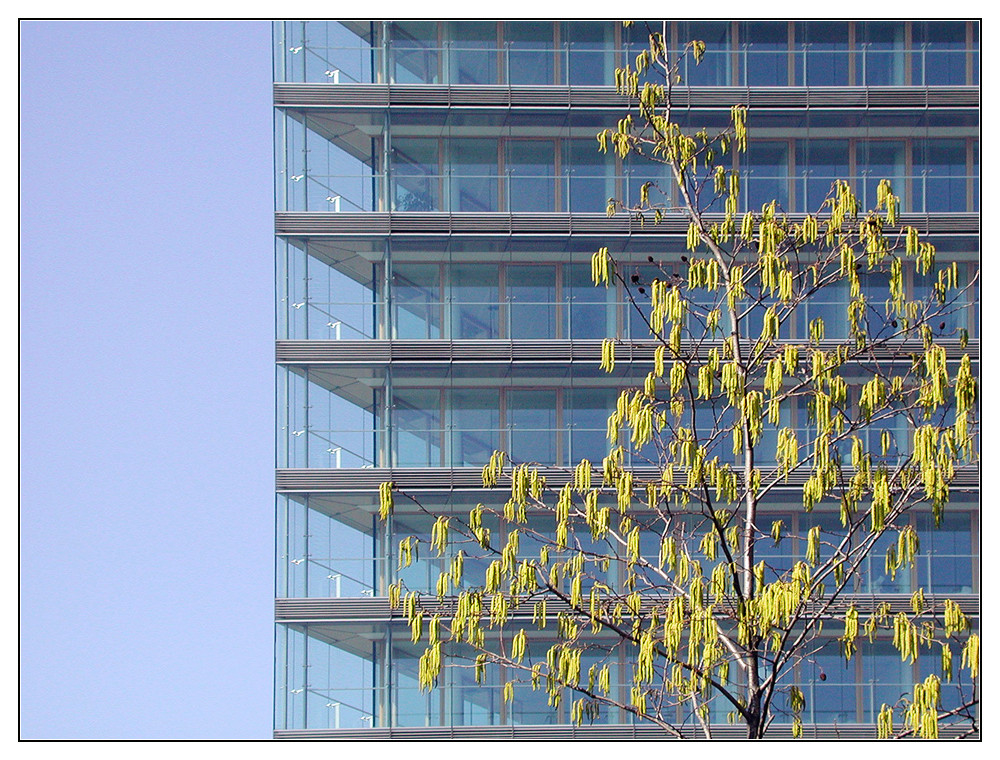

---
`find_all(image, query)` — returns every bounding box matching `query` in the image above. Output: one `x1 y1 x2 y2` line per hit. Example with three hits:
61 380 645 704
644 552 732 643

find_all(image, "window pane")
917 512 975 594
562 21 614 85
678 21 731 85
392 21 439 84
565 388 616 463
912 21 967 85
796 21 849 86
741 21 788 86
450 264 499 338
745 141 789 211
507 140 555 212
394 388 441 466
393 138 439 211
508 390 558 464
804 641 857 723
914 139 967 213
858 141 905 211
564 263 615 339
857 21 904 85
862 641 912 721
393 264 441 339
451 389 500 466
448 21 497 84
507 265 556 338
450 140 498 212
505 21 554 84
796 139 850 213
563 139 615 213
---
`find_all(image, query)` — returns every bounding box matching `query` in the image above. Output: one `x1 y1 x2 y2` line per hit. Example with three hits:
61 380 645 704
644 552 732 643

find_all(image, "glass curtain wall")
275 21 979 87
276 243 979 344
278 112 978 215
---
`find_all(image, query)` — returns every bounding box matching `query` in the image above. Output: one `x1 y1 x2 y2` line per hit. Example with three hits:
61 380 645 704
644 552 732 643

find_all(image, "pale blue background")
20 20 275 739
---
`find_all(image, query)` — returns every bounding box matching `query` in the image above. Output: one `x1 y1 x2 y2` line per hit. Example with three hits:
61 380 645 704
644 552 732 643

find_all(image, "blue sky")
20 20 275 739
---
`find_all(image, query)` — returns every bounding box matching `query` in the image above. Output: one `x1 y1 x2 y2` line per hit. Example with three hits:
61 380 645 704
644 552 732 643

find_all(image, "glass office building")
272 20 979 739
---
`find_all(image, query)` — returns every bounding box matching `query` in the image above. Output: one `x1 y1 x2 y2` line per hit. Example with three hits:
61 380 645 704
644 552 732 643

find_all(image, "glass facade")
273 20 979 736
274 20 980 87
275 110 980 215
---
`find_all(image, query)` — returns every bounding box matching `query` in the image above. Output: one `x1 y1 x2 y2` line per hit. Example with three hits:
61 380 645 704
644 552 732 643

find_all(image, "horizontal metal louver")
275 594 979 622
274 722 976 740
275 465 979 492
274 83 978 111
275 212 979 238
276 338 978 364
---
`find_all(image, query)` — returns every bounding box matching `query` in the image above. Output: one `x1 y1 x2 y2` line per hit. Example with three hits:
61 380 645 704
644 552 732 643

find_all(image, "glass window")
508 389 558 464
278 496 376 598
796 140 850 214
393 641 443 726
912 20 967 85
450 140 498 212
448 643 501 725
447 21 498 84
505 21 555 85
624 151 672 211
507 265 556 338
972 139 979 212
564 263 615 339
563 139 615 213
913 139 968 213
393 138 439 211
862 640 913 721
798 267 847 339
561 21 614 85
394 388 441 466
917 512 974 594
624 263 664 339
506 140 556 212
913 262 973 338
391 21 439 84
745 141 789 211
622 21 667 87
677 21 732 85
796 21 849 86
858 141 905 211
276 626 376 730
856 21 905 86
393 264 441 339
450 264 499 338
741 21 789 86
450 389 500 466
565 388 616 464
755 513 796 584
861 519 913 595
804 641 857 723
860 269 891 334
392 513 446 593
918 635 967 716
